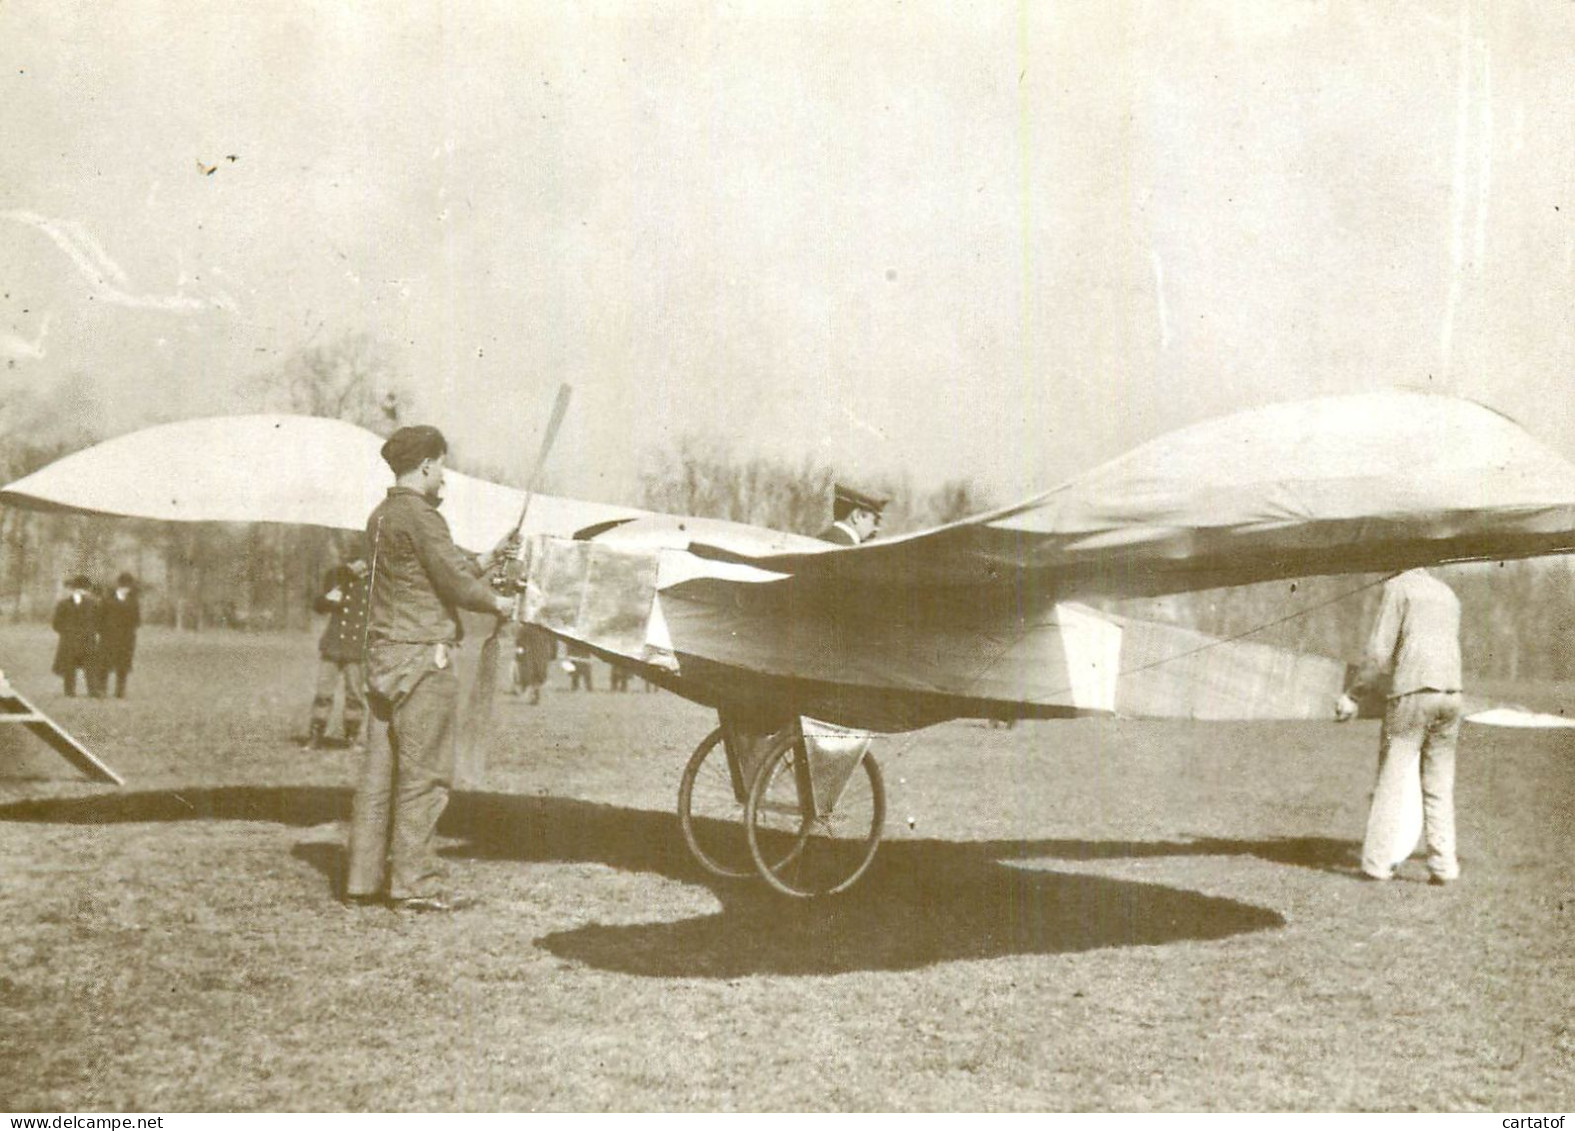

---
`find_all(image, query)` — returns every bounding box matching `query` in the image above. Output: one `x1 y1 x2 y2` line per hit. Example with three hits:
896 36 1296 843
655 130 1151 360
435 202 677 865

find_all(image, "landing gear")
677 727 752 878
678 717 887 896
744 726 885 898
677 724 820 882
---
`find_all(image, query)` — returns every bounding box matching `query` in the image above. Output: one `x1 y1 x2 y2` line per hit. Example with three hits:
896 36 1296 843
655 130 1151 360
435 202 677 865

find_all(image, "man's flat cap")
66 574 93 590
834 483 889 512
380 425 448 474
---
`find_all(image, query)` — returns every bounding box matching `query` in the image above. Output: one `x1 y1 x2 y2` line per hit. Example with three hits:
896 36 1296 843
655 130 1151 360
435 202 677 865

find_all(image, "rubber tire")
745 729 885 898
678 727 755 878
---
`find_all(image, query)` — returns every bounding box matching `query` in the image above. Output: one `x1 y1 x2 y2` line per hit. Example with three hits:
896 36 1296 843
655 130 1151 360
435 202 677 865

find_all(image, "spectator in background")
97 572 141 699
564 641 595 692
510 623 556 705
304 552 370 749
51 574 101 698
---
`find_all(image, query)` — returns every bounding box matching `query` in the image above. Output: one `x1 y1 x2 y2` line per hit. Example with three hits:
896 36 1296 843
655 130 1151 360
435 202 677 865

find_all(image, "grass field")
1 623 1571 1111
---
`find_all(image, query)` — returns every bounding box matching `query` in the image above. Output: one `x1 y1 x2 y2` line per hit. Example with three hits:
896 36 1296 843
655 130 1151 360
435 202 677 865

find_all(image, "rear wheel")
678 727 752 878
745 730 885 898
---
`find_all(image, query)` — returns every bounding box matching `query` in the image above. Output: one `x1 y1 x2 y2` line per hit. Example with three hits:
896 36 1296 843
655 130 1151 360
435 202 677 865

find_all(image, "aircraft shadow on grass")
0 786 1364 977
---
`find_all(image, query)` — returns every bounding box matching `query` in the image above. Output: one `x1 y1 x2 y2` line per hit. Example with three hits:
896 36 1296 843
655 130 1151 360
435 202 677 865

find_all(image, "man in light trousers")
344 424 516 913
1336 568 1463 884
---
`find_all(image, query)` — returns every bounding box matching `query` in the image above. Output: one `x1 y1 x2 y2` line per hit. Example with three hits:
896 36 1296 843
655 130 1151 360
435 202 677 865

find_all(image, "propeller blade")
466 384 575 778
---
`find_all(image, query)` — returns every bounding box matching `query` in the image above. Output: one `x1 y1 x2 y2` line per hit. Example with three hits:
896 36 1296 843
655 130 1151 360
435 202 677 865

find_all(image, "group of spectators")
50 572 141 699
507 627 653 698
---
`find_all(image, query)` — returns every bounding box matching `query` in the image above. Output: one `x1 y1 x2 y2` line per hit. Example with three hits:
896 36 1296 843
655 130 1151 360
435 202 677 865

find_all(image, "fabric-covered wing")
704 392 1575 599
0 414 649 552
520 534 1358 729
523 532 1574 730
653 591 1355 727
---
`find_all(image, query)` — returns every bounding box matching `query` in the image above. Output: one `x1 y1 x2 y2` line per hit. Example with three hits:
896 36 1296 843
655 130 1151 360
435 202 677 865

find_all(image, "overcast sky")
2 1 1571 505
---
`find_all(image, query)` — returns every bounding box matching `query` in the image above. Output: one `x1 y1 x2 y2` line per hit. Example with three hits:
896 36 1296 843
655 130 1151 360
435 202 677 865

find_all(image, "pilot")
344 424 518 913
817 483 888 546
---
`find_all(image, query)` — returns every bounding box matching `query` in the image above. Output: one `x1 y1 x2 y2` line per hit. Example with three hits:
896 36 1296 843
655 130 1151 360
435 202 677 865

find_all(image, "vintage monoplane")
7 391 1575 895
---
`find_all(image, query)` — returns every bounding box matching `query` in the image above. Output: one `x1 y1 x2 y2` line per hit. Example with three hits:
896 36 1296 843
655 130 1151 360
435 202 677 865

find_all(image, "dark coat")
99 591 141 670
314 566 370 663
816 522 859 546
51 594 100 675
513 624 556 687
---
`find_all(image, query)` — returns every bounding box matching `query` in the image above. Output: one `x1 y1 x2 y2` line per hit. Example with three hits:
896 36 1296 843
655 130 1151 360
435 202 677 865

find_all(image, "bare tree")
236 333 412 628
249 332 409 438
921 478 995 526
0 378 110 617
640 437 836 535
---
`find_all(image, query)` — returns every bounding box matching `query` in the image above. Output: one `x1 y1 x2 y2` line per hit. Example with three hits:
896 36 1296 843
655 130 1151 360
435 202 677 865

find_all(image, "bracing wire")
876 569 1401 768
880 544 1575 768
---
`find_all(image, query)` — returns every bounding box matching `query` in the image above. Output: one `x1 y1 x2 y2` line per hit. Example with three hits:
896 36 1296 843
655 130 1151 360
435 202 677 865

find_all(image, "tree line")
0 337 392 631
1114 560 1575 685
4 338 1575 679
0 334 997 632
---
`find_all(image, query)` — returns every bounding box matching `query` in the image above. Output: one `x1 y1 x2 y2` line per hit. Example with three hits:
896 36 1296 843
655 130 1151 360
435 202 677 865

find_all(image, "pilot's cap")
834 483 889 513
380 425 448 474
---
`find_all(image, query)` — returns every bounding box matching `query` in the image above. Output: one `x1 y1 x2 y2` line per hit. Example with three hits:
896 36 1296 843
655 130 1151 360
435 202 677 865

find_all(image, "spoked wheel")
745 728 885 898
678 727 753 877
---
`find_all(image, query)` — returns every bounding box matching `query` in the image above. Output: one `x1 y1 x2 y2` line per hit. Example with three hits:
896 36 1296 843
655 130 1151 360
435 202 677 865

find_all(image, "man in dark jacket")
344 425 517 912
51 575 101 697
816 483 888 546
304 553 370 748
510 623 556 705
98 572 141 699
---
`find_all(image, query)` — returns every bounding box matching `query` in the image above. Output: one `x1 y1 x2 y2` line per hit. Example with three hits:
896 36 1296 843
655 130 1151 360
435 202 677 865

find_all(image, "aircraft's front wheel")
677 727 754 878
745 729 885 898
